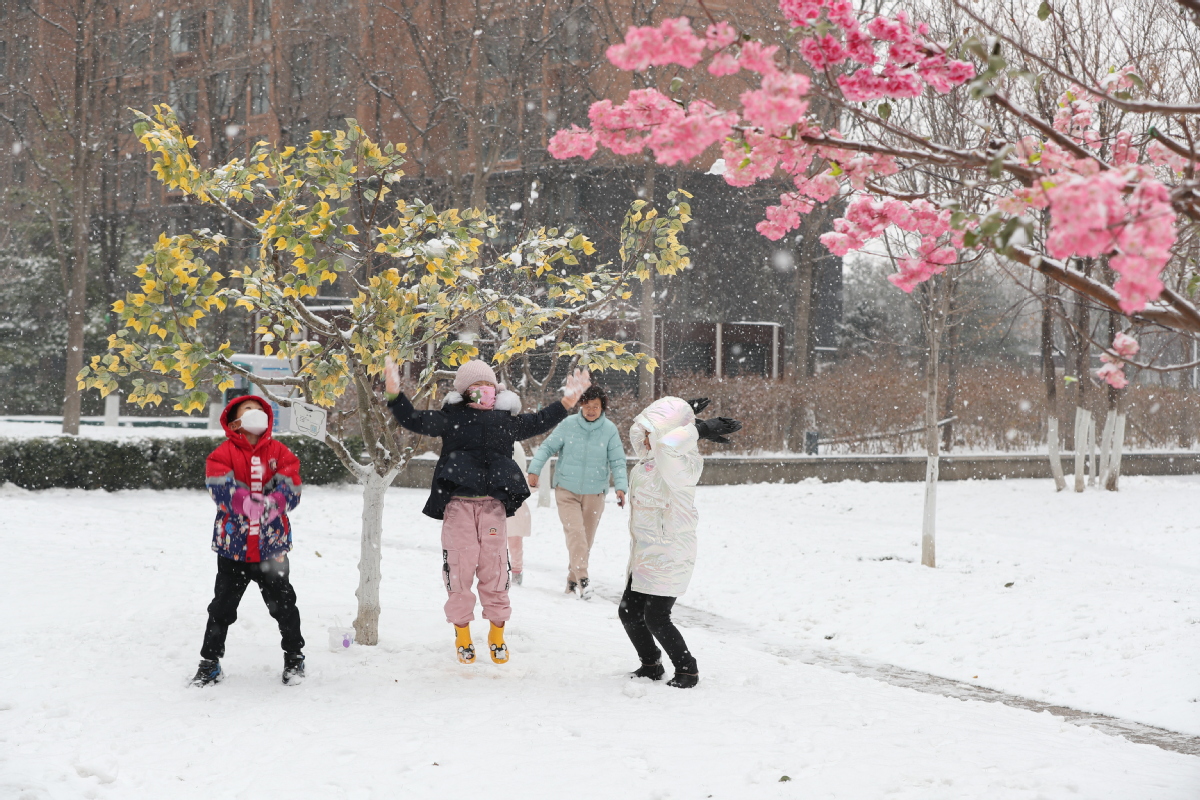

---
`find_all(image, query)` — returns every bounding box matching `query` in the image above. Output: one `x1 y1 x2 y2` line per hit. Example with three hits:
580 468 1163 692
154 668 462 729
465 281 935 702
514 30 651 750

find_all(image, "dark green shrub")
0 435 358 491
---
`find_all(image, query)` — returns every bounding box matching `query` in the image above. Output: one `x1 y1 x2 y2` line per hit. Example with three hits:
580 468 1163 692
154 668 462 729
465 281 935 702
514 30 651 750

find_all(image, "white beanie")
453 360 498 393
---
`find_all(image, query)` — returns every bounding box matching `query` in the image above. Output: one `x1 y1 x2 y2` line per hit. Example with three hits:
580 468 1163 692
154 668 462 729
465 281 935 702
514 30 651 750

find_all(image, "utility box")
224 354 299 434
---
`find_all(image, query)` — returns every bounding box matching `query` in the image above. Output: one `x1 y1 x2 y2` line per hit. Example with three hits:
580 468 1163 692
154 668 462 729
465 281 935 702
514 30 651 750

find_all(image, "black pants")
618 578 697 674
200 555 304 660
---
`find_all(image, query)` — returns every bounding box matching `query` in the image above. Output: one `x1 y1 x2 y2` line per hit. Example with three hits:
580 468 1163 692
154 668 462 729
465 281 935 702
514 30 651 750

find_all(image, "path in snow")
585 582 1200 757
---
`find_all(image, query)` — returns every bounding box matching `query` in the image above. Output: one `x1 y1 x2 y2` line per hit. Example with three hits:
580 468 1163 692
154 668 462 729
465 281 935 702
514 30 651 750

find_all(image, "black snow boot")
190 658 223 687
667 672 699 689
282 653 306 685
630 661 665 681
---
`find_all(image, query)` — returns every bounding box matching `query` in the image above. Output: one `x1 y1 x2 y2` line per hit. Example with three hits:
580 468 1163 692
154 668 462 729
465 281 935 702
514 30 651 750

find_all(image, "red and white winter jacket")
205 395 302 562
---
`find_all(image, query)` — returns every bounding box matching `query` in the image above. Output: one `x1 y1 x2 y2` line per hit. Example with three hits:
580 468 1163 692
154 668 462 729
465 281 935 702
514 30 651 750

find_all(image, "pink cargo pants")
441 498 511 627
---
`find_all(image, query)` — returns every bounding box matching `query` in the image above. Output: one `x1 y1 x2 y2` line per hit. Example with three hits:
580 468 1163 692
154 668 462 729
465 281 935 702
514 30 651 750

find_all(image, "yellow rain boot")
454 624 475 664
488 622 509 664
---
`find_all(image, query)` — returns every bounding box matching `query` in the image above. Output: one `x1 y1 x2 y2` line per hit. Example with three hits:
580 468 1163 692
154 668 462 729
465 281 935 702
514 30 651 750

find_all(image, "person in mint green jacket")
528 385 628 599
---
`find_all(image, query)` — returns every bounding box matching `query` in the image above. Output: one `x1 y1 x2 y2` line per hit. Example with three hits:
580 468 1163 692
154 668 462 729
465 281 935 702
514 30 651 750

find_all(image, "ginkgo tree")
78 105 694 644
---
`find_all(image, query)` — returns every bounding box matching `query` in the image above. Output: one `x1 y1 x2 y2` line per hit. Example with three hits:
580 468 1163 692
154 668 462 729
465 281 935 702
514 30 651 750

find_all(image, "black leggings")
618 578 697 674
201 555 304 659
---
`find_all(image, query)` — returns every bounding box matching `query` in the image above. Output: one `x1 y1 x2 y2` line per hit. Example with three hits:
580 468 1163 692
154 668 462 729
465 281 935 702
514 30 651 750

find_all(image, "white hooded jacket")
625 396 704 597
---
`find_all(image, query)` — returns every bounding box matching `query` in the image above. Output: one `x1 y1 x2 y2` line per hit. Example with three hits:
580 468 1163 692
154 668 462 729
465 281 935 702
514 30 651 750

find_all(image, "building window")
210 70 246 126
450 113 468 151
289 43 312 103
168 78 199 120
251 64 271 115
169 12 202 54
252 0 271 44
213 5 236 47
326 38 348 98
125 22 151 64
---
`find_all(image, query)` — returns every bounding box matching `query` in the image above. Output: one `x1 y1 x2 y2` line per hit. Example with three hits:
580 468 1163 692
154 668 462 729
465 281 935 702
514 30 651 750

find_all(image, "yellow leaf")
344 224 359 235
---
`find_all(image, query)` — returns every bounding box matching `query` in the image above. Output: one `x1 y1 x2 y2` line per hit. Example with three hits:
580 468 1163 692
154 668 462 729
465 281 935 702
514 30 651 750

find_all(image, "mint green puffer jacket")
528 412 629 495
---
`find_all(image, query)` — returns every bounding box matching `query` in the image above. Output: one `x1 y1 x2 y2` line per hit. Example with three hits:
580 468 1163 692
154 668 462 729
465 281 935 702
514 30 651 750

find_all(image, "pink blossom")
1111 131 1136 166
740 72 812 135
737 41 781 76
1110 331 1140 358
779 0 825 27
705 21 739 50
796 172 840 202
607 18 706 71
825 0 859 31
1045 169 1175 313
588 91 737 165
720 135 781 187
820 231 854 255
756 192 815 240
886 236 956 292
866 13 913 43
1095 361 1129 389
845 28 877 65
547 125 598 160
800 34 849 70
918 55 974 93
837 66 923 101
708 51 741 76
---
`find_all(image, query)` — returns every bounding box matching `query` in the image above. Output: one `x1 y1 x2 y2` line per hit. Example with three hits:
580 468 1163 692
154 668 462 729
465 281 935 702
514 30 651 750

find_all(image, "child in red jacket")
190 395 305 687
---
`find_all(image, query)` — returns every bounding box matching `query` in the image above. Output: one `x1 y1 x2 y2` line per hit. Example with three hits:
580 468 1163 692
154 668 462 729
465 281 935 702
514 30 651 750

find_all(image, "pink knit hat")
453 360 498 393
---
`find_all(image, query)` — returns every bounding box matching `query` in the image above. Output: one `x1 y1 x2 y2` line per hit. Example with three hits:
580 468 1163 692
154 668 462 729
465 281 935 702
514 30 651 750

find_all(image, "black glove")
687 398 711 415
695 416 742 444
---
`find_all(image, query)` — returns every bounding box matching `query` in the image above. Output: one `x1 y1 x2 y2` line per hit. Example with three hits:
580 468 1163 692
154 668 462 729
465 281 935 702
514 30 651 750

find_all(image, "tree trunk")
1041 278 1065 491
1097 408 1116 485
922 324 939 569
1106 408 1126 491
941 312 959 451
353 471 392 645
1073 406 1090 492
638 161 656 400
921 288 942 569
61 2 96 435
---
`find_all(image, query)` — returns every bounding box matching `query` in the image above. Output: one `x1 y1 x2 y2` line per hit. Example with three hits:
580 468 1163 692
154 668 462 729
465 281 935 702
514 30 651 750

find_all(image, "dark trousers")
200 555 304 660
618 578 697 674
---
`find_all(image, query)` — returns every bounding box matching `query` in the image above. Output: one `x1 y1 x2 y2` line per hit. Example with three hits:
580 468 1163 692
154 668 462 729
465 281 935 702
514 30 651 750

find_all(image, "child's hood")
219 394 276 445
631 396 694 458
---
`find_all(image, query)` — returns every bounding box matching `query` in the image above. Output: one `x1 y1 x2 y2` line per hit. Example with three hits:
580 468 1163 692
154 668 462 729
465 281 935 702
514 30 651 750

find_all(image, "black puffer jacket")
389 391 568 520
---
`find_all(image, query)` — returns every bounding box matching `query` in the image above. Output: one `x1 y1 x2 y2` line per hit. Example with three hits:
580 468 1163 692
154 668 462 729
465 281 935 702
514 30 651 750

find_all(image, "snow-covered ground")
1 477 1197 798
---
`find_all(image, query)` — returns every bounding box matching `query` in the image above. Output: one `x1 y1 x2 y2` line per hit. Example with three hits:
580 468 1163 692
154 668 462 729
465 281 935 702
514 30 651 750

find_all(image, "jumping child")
191 395 305 687
621 396 740 688
384 358 591 664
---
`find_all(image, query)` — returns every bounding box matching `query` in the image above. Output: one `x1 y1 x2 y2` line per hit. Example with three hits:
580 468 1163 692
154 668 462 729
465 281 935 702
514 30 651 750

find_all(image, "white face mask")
238 408 269 435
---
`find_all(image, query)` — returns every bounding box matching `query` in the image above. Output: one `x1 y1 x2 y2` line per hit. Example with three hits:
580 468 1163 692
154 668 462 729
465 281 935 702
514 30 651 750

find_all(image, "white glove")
384 357 401 396
562 368 591 407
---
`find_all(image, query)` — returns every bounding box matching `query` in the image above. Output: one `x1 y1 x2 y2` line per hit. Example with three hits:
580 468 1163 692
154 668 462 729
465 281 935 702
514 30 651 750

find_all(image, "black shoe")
667 672 699 689
579 577 593 600
190 658 223 687
630 661 665 681
565 580 578 596
282 653 305 685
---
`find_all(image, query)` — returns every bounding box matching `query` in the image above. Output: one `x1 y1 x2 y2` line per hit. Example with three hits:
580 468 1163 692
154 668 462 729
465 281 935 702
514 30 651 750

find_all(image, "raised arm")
387 392 451 437
383 356 450 437
655 424 704 492
528 422 566 476
510 401 569 441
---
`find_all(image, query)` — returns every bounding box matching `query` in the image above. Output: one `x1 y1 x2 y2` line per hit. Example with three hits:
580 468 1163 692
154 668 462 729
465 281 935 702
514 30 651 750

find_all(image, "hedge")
0 435 358 491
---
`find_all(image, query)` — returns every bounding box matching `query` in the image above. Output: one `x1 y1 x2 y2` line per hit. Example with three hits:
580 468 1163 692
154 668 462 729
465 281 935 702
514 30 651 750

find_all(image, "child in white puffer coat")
619 396 740 689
